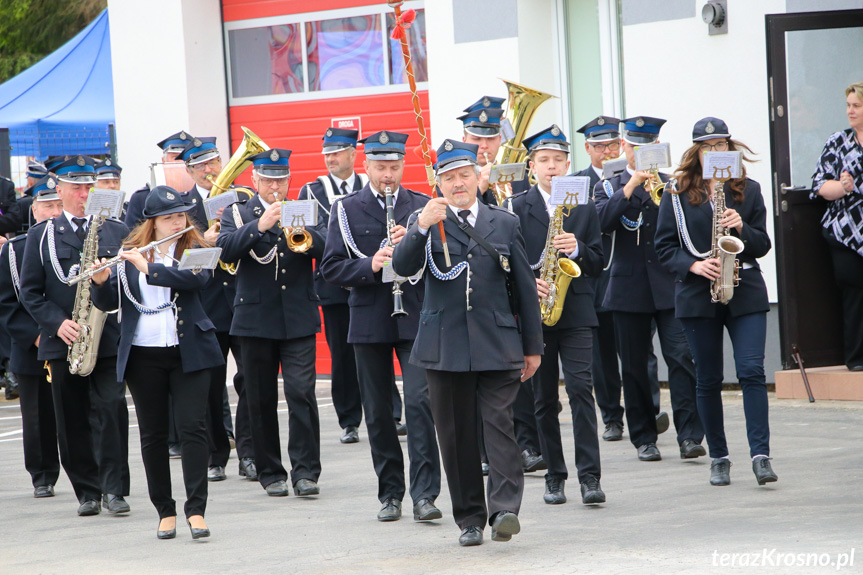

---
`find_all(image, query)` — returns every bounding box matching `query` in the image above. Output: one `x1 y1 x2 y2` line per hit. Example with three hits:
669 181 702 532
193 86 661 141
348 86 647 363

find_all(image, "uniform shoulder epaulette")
104 217 127 226
29 219 49 230
508 189 530 201
489 204 518 218
1 176 12 184
9 234 27 244
406 189 431 200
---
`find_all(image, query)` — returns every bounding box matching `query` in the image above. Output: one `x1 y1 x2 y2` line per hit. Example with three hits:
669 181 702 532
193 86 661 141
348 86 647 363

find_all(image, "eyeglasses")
699 141 729 152
589 141 620 153
257 176 290 188
189 159 222 172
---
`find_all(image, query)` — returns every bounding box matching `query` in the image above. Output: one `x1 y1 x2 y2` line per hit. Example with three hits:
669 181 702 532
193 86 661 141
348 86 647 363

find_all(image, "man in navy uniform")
298 127 368 444
393 139 542 546
0 176 63 497
176 136 253 482
125 131 193 228
507 124 606 506
94 159 122 191
594 117 704 462
320 130 442 523
19 156 131 516
218 148 323 497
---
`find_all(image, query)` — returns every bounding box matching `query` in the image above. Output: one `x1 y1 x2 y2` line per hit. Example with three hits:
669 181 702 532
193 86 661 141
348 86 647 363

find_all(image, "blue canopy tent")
0 9 114 159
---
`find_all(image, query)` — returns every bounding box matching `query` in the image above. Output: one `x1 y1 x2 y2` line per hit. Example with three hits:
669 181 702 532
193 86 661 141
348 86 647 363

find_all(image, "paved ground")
0 377 861 575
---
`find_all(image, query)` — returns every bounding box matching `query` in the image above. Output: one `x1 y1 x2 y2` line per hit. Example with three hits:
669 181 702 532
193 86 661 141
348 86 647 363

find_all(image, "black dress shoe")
187 519 210 540
637 443 662 461
679 439 707 459
377 497 402 521
481 461 489 476
293 478 320 496
157 518 176 540
412 498 442 521
655 411 670 434
848 364 863 372
265 480 289 497
238 458 257 481
490 511 520 542
395 420 407 436
34 485 55 498
459 526 483 546
207 466 226 482
710 458 731 486
602 422 623 441
580 475 606 504
543 476 566 505
752 457 778 485
340 426 360 444
103 494 130 514
168 444 182 459
3 376 18 400
77 499 101 516
521 449 546 472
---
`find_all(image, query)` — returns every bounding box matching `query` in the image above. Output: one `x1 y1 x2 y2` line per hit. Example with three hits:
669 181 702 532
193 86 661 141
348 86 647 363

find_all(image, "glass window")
386 9 428 84
308 15 384 91
228 24 304 97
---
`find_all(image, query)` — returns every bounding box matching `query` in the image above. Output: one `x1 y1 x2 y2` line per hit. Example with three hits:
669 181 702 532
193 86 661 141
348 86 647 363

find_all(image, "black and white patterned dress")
812 128 863 256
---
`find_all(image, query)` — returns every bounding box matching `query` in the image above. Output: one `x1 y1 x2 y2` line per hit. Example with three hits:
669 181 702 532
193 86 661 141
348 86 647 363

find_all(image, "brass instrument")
709 176 744 304
282 205 313 253
493 80 554 205
206 126 266 273
68 215 108 376
384 186 407 317
643 166 666 206
538 203 581 326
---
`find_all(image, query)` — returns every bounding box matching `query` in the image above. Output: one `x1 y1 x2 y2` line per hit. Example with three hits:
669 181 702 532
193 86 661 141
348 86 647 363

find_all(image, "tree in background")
0 0 107 84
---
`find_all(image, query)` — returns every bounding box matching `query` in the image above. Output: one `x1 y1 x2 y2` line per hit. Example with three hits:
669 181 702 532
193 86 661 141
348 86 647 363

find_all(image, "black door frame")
766 9 863 370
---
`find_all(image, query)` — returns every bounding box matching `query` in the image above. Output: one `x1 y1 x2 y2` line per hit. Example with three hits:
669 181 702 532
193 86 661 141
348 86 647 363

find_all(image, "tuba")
538 202 581 326
491 80 554 205
206 126 267 273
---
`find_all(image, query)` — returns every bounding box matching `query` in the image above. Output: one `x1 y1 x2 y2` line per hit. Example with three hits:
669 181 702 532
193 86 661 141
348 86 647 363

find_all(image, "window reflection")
229 24 304 98
386 10 428 83
308 16 384 91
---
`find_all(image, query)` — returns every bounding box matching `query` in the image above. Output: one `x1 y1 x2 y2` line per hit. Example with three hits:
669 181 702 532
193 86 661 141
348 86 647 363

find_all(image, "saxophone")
67 215 108 376
538 204 581 326
709 181 744 305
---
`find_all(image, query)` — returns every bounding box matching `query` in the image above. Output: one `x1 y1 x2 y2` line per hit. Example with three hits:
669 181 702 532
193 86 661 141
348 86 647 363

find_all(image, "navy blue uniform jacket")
594 170 675 313
320 185 429 344
654 178 771 318
217 194 324 340
19 215 129 361
91 261 224 382
507 185 604 330
0 236 43 375
392 201 544 372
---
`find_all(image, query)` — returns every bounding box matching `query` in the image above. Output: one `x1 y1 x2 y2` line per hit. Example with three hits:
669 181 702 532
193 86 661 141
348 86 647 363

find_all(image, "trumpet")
67 226 195 285
483 153 512 206
281 203 313 253
643 166 666 206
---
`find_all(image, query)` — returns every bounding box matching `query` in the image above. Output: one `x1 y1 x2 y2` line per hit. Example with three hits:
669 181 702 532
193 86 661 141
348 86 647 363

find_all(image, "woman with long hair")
91 186 224 539
655 117 776 487
812 82 863 371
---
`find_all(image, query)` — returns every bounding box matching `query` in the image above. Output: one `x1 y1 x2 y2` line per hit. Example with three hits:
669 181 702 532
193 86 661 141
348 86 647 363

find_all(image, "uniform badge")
105 159 112 166
444 140 454 152
270 150 280 162
166 191 175 200
705 121 715 134
483 97 491 107
46 178 56 189
253 206 263 216
193 138 202 148
551 125 561 136
635 118 645 128
326 128 333 138
180 131 188 140
76 156 86 166
499 255 511 272
597 117 605 126
379 131 390 145
479 110 488 123
192 198 197 204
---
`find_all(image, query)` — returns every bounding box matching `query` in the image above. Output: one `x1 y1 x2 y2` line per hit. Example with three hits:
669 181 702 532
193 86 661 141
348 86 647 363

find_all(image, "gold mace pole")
387 1 451 267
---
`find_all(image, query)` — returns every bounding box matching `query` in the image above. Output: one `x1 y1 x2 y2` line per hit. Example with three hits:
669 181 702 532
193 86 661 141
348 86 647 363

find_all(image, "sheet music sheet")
550 176 590 206
280 200 318 229
178 248 222 271
701 152 742 180
204 191 239 221
634 143 672 171
85 189 124 218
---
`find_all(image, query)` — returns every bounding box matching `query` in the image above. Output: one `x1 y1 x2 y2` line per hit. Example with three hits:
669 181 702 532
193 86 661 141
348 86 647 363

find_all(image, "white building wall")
108 0 229 193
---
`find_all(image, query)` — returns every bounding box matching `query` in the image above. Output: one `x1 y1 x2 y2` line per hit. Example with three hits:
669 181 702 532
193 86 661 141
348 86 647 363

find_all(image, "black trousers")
427 369 523 530
49 357 129 502
239 335 320 488
322 304 362 429
534 328 601 483
825 230 863 368
126 346 210 519
353 341 440 504
17 371 59 488
208 331 252 467
513 378 541 452
613 310 702 449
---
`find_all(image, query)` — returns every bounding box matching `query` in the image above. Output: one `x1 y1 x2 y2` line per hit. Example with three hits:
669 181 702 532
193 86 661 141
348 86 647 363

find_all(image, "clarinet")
384 186 407 317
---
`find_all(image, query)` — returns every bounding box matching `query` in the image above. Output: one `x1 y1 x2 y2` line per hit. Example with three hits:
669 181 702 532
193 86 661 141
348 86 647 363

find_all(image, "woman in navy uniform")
506 125 605 506
0 177 63 498
217 148 324 498
594 117 704 463
91 186 222 539
655 118 776 487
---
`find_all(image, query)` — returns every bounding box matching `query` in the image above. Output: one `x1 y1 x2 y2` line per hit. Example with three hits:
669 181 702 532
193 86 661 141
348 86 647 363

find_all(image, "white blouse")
131 244 179 347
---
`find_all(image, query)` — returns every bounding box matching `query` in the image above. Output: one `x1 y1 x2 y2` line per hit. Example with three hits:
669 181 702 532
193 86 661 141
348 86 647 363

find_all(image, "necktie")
458 210 473 228
340 181 348 195
72 217 88 243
